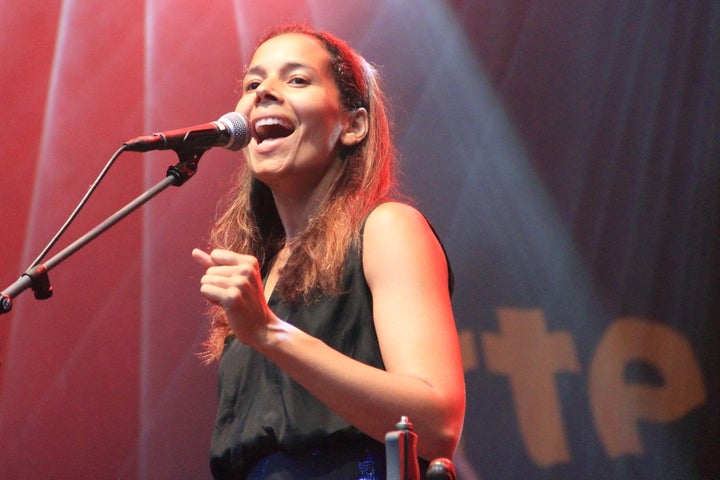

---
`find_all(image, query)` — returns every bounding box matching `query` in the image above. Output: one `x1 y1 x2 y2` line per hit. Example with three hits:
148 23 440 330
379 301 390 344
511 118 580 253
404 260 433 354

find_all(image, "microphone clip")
23 264 54 301
166 148 206 186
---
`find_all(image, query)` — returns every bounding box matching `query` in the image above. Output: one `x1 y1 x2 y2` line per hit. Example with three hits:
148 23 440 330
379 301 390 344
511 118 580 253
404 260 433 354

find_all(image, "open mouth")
253 117 295 144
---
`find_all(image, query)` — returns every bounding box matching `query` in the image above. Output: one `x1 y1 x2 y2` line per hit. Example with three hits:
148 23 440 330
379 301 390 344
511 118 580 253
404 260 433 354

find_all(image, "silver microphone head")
218 112 251 150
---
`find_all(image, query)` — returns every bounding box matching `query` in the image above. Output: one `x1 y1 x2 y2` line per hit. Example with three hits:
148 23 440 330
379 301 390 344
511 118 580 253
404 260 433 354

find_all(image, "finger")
205 263 256 279
209 249 259 269
200 282 252 311
198 283 231 305
201 273 252 290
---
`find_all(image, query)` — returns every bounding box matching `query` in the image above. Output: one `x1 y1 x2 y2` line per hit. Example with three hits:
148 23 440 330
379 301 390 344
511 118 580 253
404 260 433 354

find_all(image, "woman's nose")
255 80 281 104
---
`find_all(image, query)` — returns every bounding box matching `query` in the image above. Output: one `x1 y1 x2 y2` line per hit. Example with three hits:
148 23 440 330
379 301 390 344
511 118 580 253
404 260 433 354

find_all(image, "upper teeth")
254 117 292 130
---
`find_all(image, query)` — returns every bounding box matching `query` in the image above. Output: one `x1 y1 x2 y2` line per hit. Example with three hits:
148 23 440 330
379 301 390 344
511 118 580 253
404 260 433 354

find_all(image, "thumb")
191 248 214 268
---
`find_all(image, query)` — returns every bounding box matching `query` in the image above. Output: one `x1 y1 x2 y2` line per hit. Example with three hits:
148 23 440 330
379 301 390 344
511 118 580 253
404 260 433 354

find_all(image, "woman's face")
236 33 350 191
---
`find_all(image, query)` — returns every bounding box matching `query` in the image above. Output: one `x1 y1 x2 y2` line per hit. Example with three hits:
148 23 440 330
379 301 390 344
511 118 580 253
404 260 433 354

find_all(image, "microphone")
124 112 250 152
425 458 457 480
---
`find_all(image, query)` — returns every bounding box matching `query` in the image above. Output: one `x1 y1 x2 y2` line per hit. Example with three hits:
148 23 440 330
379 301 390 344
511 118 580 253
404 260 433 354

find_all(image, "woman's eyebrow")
243 62 315 78
243 65 263 78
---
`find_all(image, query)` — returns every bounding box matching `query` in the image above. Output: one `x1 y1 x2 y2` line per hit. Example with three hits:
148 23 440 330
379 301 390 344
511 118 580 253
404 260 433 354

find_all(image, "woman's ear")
340 107 369 147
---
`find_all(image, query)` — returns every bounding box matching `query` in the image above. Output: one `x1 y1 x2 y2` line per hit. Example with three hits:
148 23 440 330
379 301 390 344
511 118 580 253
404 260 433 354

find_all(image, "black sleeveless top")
209 236 386 479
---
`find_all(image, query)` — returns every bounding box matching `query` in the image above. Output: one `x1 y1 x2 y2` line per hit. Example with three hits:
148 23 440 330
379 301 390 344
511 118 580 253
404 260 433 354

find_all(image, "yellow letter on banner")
483 308 581 466
588 317 706 457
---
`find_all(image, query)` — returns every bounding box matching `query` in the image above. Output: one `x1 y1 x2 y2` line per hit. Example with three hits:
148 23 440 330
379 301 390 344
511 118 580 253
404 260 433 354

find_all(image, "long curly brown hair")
200 24 400 362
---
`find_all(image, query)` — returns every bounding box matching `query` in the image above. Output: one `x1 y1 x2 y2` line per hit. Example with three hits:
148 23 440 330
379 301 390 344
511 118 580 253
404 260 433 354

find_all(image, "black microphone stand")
0 148 204 315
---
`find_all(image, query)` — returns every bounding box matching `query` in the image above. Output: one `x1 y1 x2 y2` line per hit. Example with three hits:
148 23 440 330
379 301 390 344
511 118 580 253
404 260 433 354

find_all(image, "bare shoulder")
364 201 430 239
363 202 447 284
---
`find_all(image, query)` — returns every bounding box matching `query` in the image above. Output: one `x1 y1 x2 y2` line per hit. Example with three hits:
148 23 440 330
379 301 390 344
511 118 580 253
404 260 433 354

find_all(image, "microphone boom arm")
0 148 204 314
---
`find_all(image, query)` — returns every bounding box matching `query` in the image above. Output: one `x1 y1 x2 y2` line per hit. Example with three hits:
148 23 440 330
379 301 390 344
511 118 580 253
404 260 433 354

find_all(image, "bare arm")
192 202 465 460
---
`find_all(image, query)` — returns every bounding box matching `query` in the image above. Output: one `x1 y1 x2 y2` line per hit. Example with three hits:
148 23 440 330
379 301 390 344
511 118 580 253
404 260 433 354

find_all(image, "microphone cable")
27 145 128 269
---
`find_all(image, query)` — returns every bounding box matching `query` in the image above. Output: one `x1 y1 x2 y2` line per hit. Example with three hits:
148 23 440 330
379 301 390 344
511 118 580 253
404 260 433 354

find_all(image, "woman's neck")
271 159 344 239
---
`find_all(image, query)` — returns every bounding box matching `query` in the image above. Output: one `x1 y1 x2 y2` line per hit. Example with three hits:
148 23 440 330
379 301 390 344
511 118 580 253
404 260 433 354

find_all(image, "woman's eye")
288 76 309 86
245 80 261 91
